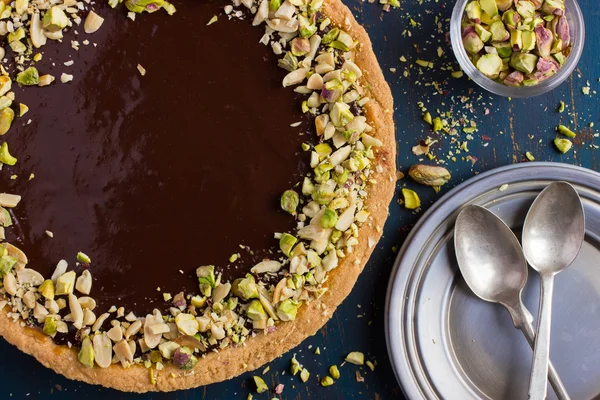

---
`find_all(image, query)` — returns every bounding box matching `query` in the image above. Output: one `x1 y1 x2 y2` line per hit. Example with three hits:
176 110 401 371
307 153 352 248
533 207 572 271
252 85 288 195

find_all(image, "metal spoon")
523 182 585 400
455 205 570 400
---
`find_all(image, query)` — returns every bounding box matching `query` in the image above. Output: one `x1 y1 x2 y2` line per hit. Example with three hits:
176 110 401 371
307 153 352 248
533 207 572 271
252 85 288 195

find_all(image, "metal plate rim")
384 162 600 400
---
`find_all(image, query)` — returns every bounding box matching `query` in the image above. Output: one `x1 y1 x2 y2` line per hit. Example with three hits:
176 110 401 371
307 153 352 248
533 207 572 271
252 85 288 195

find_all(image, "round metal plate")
385 162 600 400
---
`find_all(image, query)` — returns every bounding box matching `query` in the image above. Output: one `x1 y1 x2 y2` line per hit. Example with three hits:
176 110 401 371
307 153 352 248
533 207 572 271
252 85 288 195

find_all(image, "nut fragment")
75 270 92 295
408 165 451 187
84 11 104 34
93 332 112 368
345 351 365 365
175 313 199 336
113 339 134 367
69 293 84 329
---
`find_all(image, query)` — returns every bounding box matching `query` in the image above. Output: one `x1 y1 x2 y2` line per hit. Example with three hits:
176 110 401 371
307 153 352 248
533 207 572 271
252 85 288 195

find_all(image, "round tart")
0 0 395 392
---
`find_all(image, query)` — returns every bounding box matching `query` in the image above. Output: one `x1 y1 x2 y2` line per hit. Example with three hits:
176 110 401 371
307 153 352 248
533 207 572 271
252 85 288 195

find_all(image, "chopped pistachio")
525 151 535 161
290 355 302 375
0 108 14 135
320 208 338 229
173 346 198 370
55 270 76 295
402 188 421 210
43 316 58 336
558 101 565 113
277 299 299 321
42 6 69 32
0 142 17 166
19 103 29 117
253 376 268 394
366 360 376 371
197 265 216 296
38 279 55 300
476 54 503 78
432 117 443 132
300 368 310 382
232 274 259 300
280 190 299 214
321 376 334 387
557 124 576 138
84 11 105 34
77 251 91 264
554 138 572 153
78 336 95 368
423 112 433 125
16 67 40 86
345 351 365 365
329 365 340 380
206 15 218 26
279 233 298 256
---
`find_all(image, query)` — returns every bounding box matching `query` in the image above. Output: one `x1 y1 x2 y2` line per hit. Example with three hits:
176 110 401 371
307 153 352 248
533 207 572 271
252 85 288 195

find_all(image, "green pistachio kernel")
314 143 332 159
279 233 298 256
476 53 503 78
42 6 69 32
314 164 332 183
9 41 26 53
479 0 498 16
38 279 55 300
329 365 340 380
7 27 25 44
197 265 216 296
298 14 317 38
525 151 535 161
510 30 523 52
333 168 349 185
277 299 299 321
330 102 354 127
269 0 281 10
0 142 17 166
432 117 443 132
174 346 198 370
253 376 268 394
510 53 538 74
0 76 11 97
0 254 16 277
493 42 512 58
320 208 338 228
465 1 482 21
78 336 95 368
280 190 299 214
554 138 572 154
345 351 365 365
290 274 304 289
489 21 509 42
0 207 12 227
232 274 259 301
16 67 40 86
322 28 339 44
304 271 317 286
557 124 576 138
558 101 565 113
77 251 91 264
278 52 298 72
553 52 566 66
247 299 267 322
55 270 76 295
0 6 11 20
516 1 536 19
321 376 334 387
522 31 536 51
290 356 302 375
300 368 310 382
125 0 174 14
474 24 492 43
311 186 335 205
43 316 58 336
423 112 433 125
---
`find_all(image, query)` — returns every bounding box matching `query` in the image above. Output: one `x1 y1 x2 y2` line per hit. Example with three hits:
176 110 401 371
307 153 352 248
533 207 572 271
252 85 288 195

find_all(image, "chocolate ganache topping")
3 0 310 315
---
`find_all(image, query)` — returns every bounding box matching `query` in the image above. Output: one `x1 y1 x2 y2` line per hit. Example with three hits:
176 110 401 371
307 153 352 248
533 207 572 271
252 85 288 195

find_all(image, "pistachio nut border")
0 0 395 392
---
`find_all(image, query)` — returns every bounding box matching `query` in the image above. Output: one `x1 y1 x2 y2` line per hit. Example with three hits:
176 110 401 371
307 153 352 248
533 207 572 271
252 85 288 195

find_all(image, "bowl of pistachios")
450 0 585 97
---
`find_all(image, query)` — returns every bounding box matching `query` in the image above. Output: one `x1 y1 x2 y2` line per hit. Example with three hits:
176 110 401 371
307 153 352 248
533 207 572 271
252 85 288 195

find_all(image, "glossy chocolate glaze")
3 1 310 315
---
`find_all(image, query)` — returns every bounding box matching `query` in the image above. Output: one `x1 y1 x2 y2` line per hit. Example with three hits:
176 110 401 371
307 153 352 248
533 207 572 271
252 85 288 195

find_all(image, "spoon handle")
516 304 570 400
529 274 555 400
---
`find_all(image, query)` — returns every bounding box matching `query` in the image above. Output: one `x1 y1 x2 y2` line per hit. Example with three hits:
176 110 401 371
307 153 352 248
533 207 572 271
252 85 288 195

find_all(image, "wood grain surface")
1 0 598 399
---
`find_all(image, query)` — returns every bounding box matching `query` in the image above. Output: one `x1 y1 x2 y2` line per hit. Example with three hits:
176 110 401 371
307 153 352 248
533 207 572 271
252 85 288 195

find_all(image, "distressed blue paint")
1 1 599 399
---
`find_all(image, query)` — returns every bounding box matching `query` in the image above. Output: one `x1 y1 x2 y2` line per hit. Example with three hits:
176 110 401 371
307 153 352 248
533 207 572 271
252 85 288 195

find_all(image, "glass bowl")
450 0 585 98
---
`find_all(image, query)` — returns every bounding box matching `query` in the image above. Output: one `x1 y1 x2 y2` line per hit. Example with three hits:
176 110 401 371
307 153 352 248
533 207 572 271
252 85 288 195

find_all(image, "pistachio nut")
320 376 334 387
78 336 95 368
557 124 576 138
231 274 259 300
554 138 572 153
173 346 198 370
277 299 299 321
345 351 365 365
0 108 15 135
279 232 298 256
329 365 341 379
280 189 299 214
42 6 69 32
55 270 76 295
16 67 40 86
402 188 421 210
253 376 268 394
0 142 16 166
408 165 451 187
476 54 503 78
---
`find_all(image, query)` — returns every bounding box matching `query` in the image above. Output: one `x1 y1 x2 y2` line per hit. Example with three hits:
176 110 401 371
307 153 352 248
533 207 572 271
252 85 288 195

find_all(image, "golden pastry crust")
0 0 395 392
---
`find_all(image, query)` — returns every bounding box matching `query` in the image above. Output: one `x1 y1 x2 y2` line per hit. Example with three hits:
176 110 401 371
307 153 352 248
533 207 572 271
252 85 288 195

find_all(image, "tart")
0 0 395 392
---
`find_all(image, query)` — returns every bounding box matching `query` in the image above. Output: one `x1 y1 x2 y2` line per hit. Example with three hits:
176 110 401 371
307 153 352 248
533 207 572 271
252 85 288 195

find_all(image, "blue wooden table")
2 1 599 399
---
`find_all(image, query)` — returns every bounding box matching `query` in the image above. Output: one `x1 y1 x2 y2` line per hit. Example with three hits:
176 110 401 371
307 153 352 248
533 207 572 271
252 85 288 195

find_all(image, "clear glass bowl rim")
450 0 586 98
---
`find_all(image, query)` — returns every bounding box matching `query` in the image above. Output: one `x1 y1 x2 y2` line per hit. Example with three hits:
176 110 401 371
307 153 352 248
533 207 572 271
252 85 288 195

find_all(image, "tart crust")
0 0 395 392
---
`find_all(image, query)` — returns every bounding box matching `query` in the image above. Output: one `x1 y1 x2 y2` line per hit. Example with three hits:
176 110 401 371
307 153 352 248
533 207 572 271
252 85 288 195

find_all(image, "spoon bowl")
455 205 527 307
523 182 585 274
